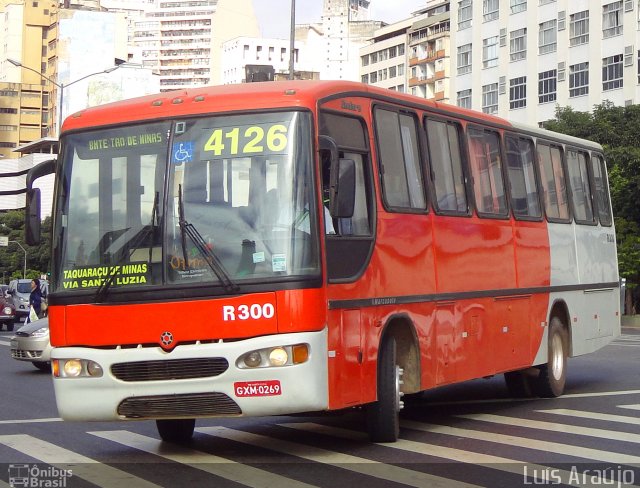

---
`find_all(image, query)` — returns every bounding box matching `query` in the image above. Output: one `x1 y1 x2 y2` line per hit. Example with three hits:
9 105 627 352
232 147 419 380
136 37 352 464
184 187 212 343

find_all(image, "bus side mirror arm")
25 158 56 246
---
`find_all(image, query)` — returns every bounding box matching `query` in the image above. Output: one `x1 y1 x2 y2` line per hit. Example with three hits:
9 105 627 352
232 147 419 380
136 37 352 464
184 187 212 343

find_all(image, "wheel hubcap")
550 333 564 381
394 365 405 412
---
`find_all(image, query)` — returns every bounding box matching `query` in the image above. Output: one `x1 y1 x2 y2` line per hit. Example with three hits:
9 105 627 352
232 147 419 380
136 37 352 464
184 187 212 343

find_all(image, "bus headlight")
268 347 288 366
237 343 309 369
53 359 104 378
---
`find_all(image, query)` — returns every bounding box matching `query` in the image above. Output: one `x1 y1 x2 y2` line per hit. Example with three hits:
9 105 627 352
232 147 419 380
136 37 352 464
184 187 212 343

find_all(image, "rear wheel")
366 336 404 443
156 419 195 443
535 317 568 397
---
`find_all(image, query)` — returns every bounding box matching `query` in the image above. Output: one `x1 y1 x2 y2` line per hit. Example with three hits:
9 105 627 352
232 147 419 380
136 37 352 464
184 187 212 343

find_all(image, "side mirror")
25 188 41 245
24 158 56 246
331 159 356 218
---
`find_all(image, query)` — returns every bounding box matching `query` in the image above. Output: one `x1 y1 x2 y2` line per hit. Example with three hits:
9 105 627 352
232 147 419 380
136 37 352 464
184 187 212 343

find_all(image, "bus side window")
537 142 570 222
505 135 541 219
319 109 374 281
374 107 426 211
566 149 595 224
425 117 468 214
590 154 613 226
467 127 508 216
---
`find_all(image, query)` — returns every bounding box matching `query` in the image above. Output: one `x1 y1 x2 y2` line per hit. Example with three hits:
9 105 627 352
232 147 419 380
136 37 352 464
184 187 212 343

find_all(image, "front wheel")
32 362 51 372
156 419 195 443
535 317 568 397
366 336 404 442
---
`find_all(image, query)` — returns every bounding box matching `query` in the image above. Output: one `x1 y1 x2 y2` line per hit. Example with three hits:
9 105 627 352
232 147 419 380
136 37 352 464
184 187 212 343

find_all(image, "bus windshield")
51 111 319 295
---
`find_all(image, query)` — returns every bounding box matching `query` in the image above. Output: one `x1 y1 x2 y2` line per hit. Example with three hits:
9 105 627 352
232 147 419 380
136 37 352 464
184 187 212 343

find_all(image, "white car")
10 317 51 371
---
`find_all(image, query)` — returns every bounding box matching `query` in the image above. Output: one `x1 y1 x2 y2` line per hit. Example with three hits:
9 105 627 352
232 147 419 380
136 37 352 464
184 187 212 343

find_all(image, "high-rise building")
360 1 451 101
297 0 384 81
0 0 55 158
133 0 259 91
450 0 640 124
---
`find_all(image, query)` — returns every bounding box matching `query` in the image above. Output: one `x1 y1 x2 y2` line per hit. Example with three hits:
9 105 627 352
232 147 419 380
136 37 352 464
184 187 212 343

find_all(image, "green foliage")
0 209 51 284
615 218 640 289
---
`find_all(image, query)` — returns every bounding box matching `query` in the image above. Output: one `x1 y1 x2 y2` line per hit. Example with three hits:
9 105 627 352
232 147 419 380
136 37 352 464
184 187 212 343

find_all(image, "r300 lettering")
223 304 275 321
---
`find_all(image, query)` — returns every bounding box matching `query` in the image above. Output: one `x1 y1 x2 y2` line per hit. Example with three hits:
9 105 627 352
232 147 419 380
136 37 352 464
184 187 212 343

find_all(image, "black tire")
366 336 403 443
504 370 534 398
32 362 51 372
156 418 195 443
5 322 13 332
535 317 568 398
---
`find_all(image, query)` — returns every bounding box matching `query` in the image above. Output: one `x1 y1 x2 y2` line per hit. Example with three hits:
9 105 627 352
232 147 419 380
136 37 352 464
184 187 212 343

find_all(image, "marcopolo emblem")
160 331 174 347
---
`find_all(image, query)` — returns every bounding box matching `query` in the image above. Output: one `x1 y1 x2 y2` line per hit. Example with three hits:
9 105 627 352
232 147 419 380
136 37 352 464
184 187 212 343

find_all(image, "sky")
253 0 428 39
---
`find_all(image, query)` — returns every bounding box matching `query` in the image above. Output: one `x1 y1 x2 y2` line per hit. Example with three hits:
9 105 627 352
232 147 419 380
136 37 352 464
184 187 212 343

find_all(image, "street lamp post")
8 240 26 279
7 58 124 137
289 0 296 80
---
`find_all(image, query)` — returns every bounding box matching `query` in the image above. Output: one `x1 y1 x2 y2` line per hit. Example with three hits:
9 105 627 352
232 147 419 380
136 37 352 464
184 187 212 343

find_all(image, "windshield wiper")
94 192 159 303
178 185 239 293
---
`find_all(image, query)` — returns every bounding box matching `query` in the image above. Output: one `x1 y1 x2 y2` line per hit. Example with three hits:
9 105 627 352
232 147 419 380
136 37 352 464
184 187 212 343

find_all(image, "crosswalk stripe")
90 430 316 488
620 405 640 411
197 426 480 488
0 434 160 488
537 409 640 425
278 422 593 487
401 420 640 465
457 413 640 443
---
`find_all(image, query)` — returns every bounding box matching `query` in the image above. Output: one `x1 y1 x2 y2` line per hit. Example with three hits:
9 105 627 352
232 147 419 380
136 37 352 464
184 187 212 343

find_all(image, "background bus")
25 80 620 443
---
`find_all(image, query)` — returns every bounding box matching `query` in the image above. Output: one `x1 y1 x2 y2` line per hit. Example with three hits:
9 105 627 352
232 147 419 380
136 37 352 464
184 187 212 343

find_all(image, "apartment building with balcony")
450 0 640 124
359 1 451 102
407 3 451 101
133 0 259 91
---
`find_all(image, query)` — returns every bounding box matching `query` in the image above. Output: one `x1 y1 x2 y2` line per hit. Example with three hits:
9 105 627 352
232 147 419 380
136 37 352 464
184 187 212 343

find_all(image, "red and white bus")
26 80 620 443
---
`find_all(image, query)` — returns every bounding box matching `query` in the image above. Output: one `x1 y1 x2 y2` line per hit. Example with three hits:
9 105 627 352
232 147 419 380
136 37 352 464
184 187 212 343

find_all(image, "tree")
544 103 640 313
0 210 51 283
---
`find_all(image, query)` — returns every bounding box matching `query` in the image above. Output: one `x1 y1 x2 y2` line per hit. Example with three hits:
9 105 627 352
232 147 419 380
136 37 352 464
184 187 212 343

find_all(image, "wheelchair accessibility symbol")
172 141 194 163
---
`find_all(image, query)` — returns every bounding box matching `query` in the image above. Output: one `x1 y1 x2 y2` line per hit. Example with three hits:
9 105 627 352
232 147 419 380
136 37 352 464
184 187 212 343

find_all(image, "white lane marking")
0 434 160 488
401 420 640 465
90 430 317 488
423 389 640 407
457 413 640 443
537 409 640 425
0 340 11 346
278 422 595 487
197 426 480 488
0 418 62 425
620 405 640 411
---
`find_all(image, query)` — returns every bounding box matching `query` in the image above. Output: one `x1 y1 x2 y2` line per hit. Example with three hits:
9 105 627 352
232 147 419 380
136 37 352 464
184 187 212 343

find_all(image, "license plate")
234 380 281 397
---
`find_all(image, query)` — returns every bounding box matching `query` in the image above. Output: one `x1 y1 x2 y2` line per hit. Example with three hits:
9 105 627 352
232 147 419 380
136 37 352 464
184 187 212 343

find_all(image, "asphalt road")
0 327 638 488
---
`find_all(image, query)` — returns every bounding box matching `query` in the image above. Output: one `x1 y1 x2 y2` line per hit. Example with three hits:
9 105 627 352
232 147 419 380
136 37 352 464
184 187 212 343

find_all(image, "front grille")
117 392 242 418
11 349 42 359
111 358 229 382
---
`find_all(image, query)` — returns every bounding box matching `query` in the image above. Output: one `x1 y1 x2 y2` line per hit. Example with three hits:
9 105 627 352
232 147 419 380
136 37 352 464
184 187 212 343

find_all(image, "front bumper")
10 335 52 363
0 313 15 323
52 328 329 421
